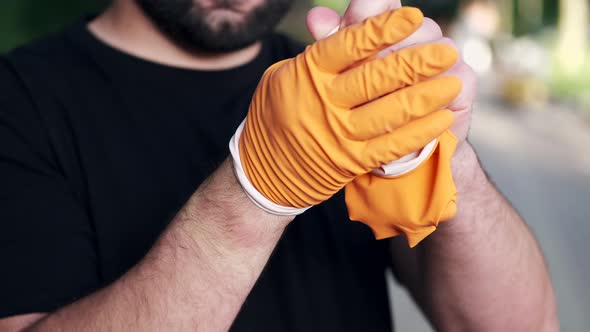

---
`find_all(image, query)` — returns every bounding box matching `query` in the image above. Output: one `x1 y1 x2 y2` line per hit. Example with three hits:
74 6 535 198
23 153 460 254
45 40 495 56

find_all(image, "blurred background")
1 0 588 330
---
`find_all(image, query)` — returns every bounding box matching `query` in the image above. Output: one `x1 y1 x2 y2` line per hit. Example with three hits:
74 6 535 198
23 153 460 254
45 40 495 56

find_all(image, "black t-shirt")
0 21 393 331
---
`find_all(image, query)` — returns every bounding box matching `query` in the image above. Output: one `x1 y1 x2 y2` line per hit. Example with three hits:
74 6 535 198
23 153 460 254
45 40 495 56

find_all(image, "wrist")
180 159 292 251
230 121 313 216
435 141 495 237
451 141 487 195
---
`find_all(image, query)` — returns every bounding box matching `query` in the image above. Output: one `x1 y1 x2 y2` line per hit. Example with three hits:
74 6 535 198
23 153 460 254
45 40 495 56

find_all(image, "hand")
307 1 477 246
231 8 462 215
307 0 476 144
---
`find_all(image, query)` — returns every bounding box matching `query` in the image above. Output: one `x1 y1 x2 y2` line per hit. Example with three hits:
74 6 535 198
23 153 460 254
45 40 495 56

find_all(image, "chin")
137 0 293 52
205 8 247 26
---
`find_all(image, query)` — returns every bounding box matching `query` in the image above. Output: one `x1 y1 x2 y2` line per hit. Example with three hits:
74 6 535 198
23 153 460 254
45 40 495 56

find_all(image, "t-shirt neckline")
67 17 274 90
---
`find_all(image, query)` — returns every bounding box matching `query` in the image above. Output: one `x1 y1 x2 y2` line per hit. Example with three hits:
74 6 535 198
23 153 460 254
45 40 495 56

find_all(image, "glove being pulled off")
346 130 459 247
336 7 462 247
232 7 461 216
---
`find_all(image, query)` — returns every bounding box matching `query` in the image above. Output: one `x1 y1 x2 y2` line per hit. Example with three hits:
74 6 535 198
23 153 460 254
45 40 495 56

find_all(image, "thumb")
390 0 402 10
341 0 402 27
306 6 342 40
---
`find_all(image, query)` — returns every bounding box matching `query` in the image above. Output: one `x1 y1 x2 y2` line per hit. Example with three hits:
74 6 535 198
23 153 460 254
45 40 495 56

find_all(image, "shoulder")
2 23 84 80
0 26 75 111
0 54 55 167
0 21 93 110
0 26 84 164
267 33 307 59
0 26 83 117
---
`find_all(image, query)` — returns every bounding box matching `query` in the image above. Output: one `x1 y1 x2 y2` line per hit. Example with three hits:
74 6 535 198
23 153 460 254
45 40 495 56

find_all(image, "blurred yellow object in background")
502 75 550 107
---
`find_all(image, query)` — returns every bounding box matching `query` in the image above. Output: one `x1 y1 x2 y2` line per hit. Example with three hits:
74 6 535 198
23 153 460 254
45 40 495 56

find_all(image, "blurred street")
391 99 590 331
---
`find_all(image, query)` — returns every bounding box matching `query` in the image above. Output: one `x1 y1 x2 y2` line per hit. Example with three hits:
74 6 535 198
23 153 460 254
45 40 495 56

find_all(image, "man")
0 0 557 331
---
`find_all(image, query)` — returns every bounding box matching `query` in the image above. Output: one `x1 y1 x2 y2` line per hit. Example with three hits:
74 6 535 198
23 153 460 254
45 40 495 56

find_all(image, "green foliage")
551 52 590 112
0 0 564 53
0 0 584 111
312 0 348 14
312 0 460 19
0 0 105 52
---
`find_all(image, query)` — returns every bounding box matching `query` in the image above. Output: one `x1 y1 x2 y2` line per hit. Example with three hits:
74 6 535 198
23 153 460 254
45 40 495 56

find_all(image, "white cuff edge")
372 138 438 178
229 120 312 217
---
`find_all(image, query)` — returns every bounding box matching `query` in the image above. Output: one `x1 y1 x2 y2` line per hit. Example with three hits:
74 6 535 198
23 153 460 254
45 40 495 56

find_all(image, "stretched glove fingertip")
392 7 424 27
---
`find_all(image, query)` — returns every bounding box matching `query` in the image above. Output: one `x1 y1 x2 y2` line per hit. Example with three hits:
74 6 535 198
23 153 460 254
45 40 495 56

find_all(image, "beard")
136 0 294 53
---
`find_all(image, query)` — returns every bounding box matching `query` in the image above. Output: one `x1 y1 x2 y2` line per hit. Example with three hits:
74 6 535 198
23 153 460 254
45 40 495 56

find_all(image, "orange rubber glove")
346 130 459 247
233 8 462 214
339 6 462 247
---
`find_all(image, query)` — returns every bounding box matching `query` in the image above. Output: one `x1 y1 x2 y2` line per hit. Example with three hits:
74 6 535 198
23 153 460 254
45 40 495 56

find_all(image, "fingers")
441 61 477 112
306 7 341 40
377 36 474 114
346 76 462 140
331 43 459 107
363 110 454 167
377 17 443 57
308 0 405 41
307 7 424 73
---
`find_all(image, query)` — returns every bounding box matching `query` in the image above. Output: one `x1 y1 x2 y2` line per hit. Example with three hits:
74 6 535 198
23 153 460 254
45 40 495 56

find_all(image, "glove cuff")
372 138 439 177
229 120 313 216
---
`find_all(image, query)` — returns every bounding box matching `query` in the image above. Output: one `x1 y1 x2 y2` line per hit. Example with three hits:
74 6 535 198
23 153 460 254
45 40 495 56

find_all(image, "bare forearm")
28 159 290 331
417 143 558 331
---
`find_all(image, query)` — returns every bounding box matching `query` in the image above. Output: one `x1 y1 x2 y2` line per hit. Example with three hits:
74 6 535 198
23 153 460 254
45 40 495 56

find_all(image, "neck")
88 0 262 71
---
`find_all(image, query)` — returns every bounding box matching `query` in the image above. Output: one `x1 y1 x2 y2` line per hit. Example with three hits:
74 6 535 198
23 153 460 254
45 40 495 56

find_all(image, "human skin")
0 1 558 331
2 159 292 331
0 1 446 331
307 1 558 331
0 1 291 330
